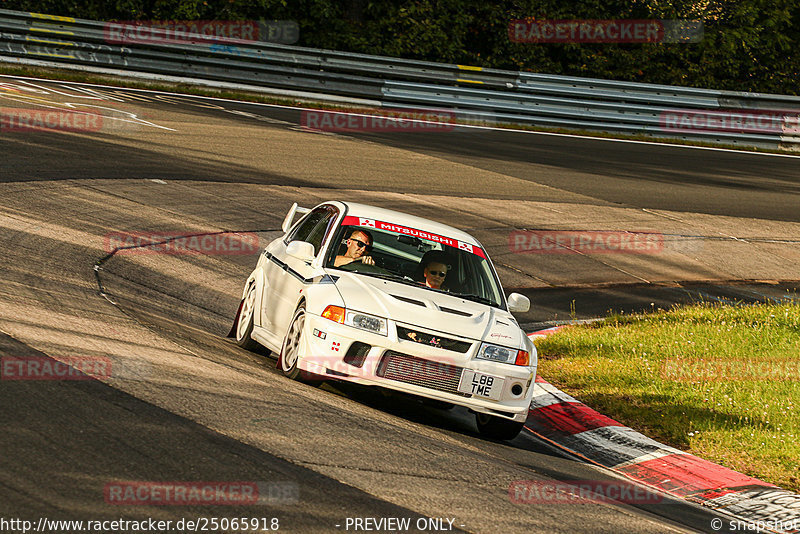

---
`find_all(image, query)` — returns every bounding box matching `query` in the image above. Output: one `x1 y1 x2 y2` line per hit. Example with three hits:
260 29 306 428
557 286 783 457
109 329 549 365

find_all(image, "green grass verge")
534 301 800 492
1 63 797 156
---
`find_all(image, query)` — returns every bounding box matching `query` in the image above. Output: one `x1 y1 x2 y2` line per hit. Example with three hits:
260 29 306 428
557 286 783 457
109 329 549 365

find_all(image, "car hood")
329 271 524 347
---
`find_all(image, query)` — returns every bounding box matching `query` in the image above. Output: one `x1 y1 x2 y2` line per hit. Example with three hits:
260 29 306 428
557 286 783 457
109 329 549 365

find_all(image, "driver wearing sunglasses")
334 229 375 267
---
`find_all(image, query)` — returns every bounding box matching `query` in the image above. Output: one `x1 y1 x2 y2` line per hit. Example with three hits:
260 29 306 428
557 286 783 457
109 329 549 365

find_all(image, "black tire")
475 413 525 441
235 284 260 351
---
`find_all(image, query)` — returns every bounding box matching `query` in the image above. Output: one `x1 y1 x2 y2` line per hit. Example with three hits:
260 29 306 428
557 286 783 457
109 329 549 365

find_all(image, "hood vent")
390 294 427 307
439 306 472 317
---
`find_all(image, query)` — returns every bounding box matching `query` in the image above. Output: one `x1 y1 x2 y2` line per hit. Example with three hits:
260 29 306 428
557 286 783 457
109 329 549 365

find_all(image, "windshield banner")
341 216 486 258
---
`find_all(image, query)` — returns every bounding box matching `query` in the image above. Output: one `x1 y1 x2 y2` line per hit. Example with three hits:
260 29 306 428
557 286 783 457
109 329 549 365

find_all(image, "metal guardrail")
1 8 798 149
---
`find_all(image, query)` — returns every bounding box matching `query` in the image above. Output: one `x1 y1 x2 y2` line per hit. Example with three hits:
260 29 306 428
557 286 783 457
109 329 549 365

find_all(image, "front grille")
376 351 470 397
396 326 472 353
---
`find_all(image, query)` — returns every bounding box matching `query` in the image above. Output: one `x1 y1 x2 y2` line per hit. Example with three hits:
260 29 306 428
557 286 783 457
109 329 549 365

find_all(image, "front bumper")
297 313 536 422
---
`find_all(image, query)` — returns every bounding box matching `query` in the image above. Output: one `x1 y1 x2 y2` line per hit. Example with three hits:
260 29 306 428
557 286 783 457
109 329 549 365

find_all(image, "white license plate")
458 370 504 400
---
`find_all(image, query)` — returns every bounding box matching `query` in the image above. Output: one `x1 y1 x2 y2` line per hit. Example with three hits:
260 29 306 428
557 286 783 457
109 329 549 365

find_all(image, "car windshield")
325 217 504 309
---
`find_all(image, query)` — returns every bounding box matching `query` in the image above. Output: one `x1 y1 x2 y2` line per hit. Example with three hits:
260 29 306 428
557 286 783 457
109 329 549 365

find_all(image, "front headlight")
477 342 530 366
345 310 388 336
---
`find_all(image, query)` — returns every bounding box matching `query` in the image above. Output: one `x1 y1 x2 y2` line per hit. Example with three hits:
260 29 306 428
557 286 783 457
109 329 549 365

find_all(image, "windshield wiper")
356 271 416 285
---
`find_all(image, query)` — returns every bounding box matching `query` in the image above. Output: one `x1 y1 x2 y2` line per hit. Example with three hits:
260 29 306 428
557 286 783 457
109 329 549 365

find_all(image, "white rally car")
231 201 536 440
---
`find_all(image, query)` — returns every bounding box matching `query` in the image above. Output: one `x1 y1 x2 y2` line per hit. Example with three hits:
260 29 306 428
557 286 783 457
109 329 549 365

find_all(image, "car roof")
334 201 482 247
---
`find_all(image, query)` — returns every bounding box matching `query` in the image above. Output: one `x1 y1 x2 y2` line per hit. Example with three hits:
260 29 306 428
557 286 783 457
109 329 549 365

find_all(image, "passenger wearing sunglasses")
334 229 375 267
424 262 449 290
418 250 451 290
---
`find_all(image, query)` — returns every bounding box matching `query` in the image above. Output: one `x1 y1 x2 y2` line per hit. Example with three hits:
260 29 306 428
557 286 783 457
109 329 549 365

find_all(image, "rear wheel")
475 413 525 441
235 284 260 351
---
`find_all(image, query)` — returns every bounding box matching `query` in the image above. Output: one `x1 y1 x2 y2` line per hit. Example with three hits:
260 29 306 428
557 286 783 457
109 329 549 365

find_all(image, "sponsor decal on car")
405 331 444 349
489 333 513 340
312 328 327 339
342 216 486 258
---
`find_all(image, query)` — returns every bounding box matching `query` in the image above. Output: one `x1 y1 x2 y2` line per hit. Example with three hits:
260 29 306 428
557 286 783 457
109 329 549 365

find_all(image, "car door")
265 204 339 338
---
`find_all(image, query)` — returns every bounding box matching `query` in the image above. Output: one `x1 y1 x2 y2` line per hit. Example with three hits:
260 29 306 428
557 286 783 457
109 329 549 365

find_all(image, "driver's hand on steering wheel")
360 255 375 266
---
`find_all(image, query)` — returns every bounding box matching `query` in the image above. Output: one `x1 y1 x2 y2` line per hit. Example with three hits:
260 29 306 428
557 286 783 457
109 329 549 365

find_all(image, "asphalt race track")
1 76 799 533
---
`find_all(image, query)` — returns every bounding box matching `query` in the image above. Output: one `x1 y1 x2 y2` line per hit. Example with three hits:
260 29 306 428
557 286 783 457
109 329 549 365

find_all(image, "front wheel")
475 413 525 441
279 305 322 385
235 284 260 351
280 305 305 379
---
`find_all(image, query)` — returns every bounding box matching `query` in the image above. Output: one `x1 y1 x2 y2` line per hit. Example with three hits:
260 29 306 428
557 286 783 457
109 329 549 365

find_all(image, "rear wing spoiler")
281 203 311 233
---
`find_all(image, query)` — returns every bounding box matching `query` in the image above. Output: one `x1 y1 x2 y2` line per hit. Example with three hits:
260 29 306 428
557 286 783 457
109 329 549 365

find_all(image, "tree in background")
3 0 797 94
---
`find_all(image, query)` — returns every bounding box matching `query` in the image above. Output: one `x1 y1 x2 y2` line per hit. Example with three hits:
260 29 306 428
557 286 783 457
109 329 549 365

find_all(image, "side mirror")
286 241 315 262
507 293 530 313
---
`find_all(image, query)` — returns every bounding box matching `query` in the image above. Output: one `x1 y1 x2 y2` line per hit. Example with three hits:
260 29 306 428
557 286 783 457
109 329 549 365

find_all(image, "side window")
316 207 340 250
286 205 338 255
